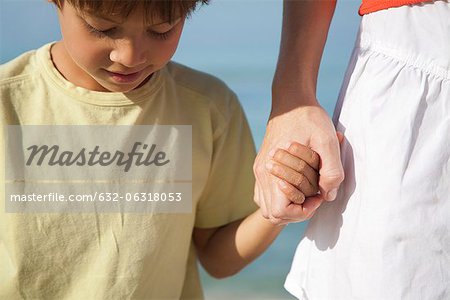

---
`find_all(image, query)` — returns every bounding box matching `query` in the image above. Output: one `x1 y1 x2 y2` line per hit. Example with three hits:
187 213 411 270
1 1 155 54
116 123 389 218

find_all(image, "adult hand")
254 0 339 224
253 102 344 225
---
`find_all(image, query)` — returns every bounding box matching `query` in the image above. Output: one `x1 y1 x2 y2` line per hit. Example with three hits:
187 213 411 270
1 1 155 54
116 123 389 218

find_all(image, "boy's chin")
106 85 135 93
97 75 152 93
97 81 142 93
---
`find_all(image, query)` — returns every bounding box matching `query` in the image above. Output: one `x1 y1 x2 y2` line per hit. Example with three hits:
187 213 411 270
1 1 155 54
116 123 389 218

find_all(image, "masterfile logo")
25 142 170 172
5 125 192 213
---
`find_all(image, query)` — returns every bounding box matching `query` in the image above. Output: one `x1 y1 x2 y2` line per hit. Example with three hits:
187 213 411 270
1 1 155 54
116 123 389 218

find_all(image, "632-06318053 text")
9 192 184 202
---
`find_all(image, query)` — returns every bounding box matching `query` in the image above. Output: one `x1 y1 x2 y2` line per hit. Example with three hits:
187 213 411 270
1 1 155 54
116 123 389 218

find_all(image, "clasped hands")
253 105 345 225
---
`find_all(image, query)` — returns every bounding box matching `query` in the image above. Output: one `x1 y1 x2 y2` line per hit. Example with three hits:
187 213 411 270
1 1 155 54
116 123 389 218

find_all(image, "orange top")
359 0 434 15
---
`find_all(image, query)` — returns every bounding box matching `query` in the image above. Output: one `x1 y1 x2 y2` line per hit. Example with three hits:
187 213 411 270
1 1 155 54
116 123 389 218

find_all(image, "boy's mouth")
105 69 143 84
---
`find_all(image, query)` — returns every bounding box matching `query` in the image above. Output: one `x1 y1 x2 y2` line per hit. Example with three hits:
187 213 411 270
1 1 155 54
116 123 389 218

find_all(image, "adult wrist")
270 88 321 117
272 75 319 108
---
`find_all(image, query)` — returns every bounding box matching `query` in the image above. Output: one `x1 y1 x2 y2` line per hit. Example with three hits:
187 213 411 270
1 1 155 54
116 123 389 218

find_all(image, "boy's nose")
110 40 148 68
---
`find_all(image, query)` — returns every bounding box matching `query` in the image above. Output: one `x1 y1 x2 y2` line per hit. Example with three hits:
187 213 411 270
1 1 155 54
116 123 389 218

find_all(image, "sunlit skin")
50 1 185 92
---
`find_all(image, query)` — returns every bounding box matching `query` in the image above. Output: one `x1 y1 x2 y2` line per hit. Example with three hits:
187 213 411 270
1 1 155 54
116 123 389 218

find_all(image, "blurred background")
0 0 360 298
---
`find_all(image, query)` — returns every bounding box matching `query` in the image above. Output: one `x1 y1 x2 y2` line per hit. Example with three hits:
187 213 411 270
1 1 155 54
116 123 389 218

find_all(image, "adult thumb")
318 136 345 201
336 131 344 145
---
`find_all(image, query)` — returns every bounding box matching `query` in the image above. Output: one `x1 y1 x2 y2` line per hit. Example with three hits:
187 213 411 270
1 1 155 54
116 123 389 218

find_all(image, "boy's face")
54 1 185 92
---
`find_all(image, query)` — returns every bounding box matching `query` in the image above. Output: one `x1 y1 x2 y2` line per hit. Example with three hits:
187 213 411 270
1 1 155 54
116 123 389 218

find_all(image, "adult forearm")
197 209 284 278
273 0 337 110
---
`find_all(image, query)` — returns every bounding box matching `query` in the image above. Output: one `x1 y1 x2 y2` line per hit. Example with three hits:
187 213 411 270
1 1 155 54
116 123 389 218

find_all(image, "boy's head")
49 0 207 93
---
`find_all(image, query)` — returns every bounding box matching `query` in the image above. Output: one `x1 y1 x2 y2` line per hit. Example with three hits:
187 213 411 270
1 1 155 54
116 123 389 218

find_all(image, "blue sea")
0 0 361 298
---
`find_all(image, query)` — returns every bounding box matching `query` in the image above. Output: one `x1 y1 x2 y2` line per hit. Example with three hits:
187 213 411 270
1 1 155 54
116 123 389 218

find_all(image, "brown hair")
51 0 208 23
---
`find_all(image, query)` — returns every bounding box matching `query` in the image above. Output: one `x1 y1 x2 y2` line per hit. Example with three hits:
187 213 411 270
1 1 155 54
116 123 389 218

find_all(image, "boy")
0 0 321 298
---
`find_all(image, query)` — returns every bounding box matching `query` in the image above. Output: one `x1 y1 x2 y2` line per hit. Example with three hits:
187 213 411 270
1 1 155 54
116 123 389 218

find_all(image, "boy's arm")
192 211 284 279
193 147 320 279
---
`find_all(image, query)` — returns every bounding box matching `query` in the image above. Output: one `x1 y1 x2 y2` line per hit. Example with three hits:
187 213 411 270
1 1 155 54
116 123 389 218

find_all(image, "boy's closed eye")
266 142 320 203
80 12 181 40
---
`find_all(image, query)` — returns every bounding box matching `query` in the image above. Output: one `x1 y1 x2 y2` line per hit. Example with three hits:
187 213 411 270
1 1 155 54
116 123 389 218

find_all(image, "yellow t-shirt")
0 43 257 299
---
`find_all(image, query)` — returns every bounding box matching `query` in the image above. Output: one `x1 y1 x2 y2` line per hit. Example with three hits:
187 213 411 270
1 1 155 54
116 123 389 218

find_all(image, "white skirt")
285 1 450 299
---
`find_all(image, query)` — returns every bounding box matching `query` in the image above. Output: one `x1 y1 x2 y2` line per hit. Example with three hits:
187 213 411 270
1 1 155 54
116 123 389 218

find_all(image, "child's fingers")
267 161 318 197
270 148 319 193
285 142 320 171
276 179 306 204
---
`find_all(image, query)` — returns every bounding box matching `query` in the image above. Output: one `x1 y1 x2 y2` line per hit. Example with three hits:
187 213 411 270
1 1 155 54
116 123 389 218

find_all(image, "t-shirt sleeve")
194 94 258 228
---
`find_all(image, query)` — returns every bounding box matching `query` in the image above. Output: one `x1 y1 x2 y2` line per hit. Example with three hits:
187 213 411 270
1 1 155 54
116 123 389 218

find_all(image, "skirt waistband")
357 0 450 74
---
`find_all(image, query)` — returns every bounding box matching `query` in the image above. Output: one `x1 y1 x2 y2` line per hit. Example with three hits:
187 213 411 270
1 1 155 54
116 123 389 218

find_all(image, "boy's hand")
266 142 320 204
